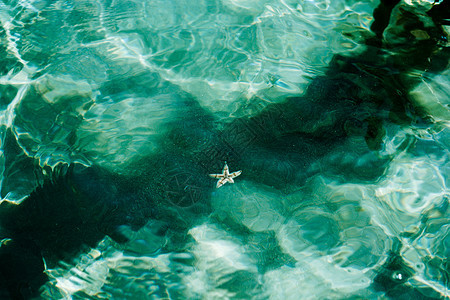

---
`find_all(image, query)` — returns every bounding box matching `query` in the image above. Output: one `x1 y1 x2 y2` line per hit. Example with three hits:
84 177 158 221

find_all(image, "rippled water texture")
0 0 449 299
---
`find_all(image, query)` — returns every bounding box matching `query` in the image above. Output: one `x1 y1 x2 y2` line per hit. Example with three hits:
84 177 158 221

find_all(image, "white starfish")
209 162 242 188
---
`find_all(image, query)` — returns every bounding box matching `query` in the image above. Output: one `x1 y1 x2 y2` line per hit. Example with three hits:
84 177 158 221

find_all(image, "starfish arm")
227 178 234 184
216 178 226 188
209 174 225 179
229 170 242 178
223 163 229 177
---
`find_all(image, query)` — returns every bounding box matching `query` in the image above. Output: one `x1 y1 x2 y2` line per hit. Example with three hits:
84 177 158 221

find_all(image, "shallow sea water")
0 0 449 299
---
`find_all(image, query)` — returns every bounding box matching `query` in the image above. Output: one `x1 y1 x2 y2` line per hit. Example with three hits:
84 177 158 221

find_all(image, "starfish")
209 162 242 188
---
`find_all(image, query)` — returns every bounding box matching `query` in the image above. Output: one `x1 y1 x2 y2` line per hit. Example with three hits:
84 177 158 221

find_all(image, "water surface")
0 0 449 299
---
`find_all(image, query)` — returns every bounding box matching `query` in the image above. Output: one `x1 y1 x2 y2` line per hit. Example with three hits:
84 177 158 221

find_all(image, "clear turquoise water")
0 0 449 299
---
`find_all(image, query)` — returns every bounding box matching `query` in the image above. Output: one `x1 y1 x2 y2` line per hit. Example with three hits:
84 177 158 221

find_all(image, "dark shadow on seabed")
0 0 449 299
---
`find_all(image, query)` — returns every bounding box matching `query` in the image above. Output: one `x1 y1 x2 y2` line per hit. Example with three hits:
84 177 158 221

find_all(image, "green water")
0 0 449 299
